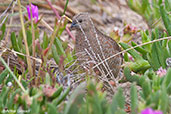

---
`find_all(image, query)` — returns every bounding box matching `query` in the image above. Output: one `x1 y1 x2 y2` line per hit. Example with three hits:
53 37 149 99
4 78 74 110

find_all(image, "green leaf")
21 79 28 89
163 68 171 94
30 98 40 114
52 45 60 64
45 73 51 85
7 89 21 109
48 103 58 114
11 32 20 52
124 53 129 62
64 82 86 114
108 88 125 114
127 59 150 73
165 0 171 11
50 86 63 99
26 30 32 47
116 88 125 109
119 42 143 60
154 29 168 68
63 0 69 15
160 5 171 36
141 31 151 51
0 23 6 41
18 34 23 49
147 43 161 71
141 0 149 13
5 73 13 85
65 49 74 63
54 37 65 56
123 67 141 85
42 32 49 49
2 86 10 107
160 88 169 113
150 91 160 108
142 79 151 100
53 87 70 106
155 42 166 68
168 40 171 56
131 41 148 54
115 109 126 114
0 69 8 84
130 84 138 114
158 0 162 5
0 86 8 108
86 81 104 114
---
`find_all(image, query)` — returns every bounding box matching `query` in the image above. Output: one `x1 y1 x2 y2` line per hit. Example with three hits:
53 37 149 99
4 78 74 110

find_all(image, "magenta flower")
129 55 134 61
156 67 167 77
141 108 163 114
26 4 38 23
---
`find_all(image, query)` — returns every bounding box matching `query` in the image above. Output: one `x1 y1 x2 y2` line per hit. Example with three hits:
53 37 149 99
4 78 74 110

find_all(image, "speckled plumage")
71 13 122 82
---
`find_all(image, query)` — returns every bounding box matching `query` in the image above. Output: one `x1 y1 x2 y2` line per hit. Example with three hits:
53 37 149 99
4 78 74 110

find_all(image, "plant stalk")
17 0 33 77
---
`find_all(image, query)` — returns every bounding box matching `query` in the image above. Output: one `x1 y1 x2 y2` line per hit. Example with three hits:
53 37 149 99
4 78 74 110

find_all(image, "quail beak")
70 21 78 29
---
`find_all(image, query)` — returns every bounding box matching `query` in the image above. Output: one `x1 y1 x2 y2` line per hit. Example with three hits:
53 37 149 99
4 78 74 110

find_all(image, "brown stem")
29 0 36 86
45 0 75 40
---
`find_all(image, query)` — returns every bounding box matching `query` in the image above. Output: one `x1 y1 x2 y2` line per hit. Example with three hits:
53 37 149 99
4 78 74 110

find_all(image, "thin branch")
0 0 14 20
93 36 171 69
1 47 42 63
17 0 33 77
0 56 26 92
29 0 36 82
45 0 75 41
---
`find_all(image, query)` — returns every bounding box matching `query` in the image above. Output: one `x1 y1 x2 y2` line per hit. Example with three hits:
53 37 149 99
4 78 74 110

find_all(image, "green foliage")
0 23 6 41
64 82 85 114
120 42 150 72
0 71 70 113
130 84 138 114
160 5 171 36
64 81 126 114
0 69 8 84
127 0 171 30
63 0 69 15
108 88 125 114
124 67 171 113
0 64 170 114
120 28 170 73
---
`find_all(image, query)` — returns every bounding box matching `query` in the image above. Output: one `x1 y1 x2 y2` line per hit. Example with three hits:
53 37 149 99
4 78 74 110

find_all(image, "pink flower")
156 67 167 77
141 108 163 114
129 55 134 61
43 85 57 97
26 4 39 23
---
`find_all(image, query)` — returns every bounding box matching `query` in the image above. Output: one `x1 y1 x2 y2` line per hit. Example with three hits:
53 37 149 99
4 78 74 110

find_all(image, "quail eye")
78 19 83 23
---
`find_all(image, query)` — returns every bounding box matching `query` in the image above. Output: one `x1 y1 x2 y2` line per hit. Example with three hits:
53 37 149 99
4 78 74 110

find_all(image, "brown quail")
71 13 122 94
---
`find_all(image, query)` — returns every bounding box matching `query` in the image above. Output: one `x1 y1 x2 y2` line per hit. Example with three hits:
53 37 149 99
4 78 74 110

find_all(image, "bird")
70 13 122 95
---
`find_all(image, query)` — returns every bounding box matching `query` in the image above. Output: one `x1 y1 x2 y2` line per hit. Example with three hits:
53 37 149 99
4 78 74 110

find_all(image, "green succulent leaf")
119 42 143 60
108 87 125 114
11 32 20 52
0 23 6 41
52 44 60 64
47 103 58 114
64 82 86 114
51 86 63 99
130 83 138 114
0 69 8 84
26 30 32 47
53 87 70 106
54 37 65 56
160 5 171 36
